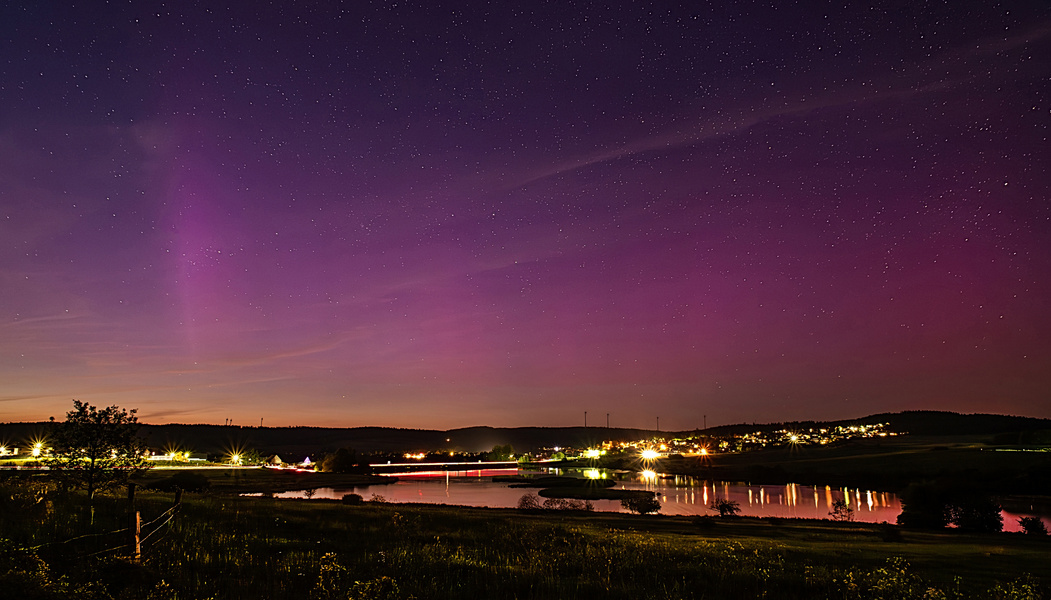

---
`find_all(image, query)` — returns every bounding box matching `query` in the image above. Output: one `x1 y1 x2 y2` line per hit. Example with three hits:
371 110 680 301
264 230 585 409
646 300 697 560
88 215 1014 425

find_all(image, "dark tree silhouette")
320 447 371 473
1018 516 1048 535
710 498 741 518
48 400 150 500
621 493 661 515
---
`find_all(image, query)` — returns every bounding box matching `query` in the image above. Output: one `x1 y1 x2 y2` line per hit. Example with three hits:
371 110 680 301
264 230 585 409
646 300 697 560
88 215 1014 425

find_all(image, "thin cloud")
507 19 1051 190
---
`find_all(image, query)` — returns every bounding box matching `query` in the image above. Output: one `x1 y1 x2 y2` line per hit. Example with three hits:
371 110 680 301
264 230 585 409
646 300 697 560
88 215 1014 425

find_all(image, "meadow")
2 474 1048 600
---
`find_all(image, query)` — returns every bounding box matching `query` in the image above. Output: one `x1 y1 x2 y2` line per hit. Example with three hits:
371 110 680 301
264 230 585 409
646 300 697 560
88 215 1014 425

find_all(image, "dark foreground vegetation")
2 475 1049 600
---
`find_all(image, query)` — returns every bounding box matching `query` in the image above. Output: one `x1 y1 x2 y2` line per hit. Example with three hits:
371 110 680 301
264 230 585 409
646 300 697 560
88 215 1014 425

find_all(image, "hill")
0 421 657 457
3 410 1049 458
700 410 1051 439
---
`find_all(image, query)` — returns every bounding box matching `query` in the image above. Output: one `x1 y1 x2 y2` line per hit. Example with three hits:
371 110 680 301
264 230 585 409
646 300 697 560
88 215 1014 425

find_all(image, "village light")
640 449 660 461
230 453 242 465
585 449 601 459
641 469 657 480
32 442 43 457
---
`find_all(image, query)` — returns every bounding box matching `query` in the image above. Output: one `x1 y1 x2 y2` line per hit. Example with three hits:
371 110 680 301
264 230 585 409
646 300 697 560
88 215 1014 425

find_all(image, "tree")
621 493 661 515
517 493 542 510
710 498 741 518
1018 516 1048 535
947 495 1003 533
47 400 150 500
896 482 950 529
488 444 515 461
320 447 370 474
829 499 855 521
898 481 1003 532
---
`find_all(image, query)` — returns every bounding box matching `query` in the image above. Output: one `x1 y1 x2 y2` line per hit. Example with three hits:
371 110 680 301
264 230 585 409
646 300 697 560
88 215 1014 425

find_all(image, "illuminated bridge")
368 460 519 475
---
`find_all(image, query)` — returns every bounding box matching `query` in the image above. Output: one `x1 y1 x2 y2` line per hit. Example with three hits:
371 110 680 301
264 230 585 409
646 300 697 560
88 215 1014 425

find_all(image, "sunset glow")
1 2 1048 429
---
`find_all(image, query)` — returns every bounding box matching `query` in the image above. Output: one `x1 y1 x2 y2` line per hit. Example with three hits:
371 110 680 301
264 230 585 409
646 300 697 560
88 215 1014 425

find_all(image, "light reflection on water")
640 478 901 522
258 469 1047 532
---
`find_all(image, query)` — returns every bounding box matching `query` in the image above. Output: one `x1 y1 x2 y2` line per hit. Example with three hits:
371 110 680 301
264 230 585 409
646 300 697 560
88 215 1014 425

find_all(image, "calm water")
270 470 902 520
256 467 1050 532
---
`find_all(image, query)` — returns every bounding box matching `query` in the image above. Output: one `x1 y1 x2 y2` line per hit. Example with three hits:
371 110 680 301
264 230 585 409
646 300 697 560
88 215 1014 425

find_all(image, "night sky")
2 1 1049 430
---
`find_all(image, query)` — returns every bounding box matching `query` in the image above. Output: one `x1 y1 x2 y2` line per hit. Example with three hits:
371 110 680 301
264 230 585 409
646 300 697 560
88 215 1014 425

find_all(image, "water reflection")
256 469 1047 532
629 477 903 521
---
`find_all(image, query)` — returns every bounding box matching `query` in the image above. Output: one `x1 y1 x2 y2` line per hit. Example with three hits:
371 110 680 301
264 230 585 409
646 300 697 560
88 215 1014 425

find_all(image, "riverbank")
562 435 1051 495
4 485 1049 599
131 466 395 494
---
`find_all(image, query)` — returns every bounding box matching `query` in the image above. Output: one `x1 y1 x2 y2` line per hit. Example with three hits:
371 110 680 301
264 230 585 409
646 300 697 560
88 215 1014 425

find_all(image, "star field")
1 1 1049 429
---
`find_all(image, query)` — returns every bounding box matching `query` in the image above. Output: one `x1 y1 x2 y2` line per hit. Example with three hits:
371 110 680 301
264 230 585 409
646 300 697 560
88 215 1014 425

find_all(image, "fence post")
133 511 141 562
127 482 139 561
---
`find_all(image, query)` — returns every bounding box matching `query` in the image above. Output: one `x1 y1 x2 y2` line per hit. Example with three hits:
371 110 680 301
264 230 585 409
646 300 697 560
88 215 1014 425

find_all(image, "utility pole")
606 413 610 429
584 411 587 428
656 416 660 432
703 414 707 430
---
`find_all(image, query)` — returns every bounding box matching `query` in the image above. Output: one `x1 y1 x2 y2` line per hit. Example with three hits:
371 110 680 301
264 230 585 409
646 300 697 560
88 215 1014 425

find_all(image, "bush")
710 498 741 518
621 494 661 515
542 497 570 510
897 482 949 529
517 493 541 510
565 499 594 512
898 481 1002 532
1018 516 1048 536
692 515 717 529
948 495 1003 533
829 499 855 521
341 493 364 506
878 521 904 542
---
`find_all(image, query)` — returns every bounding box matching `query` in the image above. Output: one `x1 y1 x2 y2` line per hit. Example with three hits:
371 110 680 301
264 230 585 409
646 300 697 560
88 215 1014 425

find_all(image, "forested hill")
3 411 1048 457
0 422 658 457
136 424 658 456
701 411 1051 438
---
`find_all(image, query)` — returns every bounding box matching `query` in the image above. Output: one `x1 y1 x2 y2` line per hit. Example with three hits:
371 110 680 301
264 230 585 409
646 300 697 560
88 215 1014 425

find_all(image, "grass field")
2 475 1049 600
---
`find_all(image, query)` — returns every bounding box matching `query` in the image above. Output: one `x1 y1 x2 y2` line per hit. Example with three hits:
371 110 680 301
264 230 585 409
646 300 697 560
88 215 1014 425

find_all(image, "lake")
255 467 1050 532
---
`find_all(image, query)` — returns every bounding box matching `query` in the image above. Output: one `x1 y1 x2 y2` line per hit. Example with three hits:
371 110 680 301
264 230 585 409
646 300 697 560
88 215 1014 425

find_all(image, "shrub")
621 494 661 515
897 482 949 529
517 493 541 510
542 497 570 511
692 515 717 529
830 499 855 521
1018 516 1048 536
878 521 904 542
341 493 364 506
710 498 741 518
948 495 1003 533
564 499 594 512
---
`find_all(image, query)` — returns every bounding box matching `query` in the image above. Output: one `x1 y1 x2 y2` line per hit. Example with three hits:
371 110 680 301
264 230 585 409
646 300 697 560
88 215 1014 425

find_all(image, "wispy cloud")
507 19 1051 189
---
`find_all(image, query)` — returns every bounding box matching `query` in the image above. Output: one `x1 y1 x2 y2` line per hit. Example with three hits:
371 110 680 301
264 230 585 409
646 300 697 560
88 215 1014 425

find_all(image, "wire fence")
27 492 182 561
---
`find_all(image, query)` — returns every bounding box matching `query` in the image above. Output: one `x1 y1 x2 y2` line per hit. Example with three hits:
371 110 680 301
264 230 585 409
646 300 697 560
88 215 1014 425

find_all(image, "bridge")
368 460 519 475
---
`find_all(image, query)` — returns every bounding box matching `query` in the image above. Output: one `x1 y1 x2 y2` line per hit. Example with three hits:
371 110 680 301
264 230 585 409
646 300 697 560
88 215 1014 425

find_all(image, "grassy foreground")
3 477 1050 600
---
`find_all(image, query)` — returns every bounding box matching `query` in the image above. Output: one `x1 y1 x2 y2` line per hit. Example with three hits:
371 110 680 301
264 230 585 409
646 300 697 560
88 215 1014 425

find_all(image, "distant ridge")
699 410 1051 437
2 411 1048 456
0 421 658 456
